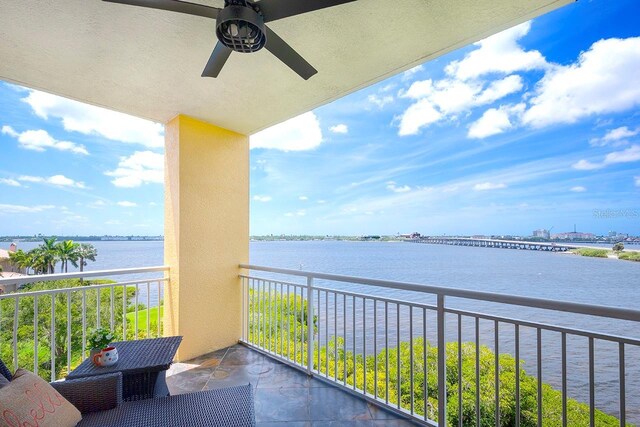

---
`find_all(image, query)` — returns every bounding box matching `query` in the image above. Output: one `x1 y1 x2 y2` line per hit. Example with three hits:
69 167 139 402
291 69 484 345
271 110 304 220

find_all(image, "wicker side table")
67 336 182 401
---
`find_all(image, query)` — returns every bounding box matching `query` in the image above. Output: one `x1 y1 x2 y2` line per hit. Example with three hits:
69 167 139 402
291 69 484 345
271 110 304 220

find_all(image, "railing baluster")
157 281 161 337
353 295 356 391
307 276 320 375
334 292 338 381
50 294 56 381
280 283 284 357
146 281 150 338
83 289 87 357
121 285 126 342
110 286 115 332
562 332 567 427
424 307 428 421
437 295 446 426
386 301 390 405
363 297 366 391
619 343 626 427
458 313 462 426
494 320 499 427
410 305 415 415
13 297 19 370
97 286 101 328
397 303 401 409
589 337 595 427
34 296 39 375
476 317 480 427
537 328 542 427
374 299 378 399
515 324 520 427
67 291 72 374
134 283 138 339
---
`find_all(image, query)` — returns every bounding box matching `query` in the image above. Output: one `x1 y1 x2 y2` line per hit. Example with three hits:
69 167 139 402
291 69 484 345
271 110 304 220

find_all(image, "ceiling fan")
103 0 357 80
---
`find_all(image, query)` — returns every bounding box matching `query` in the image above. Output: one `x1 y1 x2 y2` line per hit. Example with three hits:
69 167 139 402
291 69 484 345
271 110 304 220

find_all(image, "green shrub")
618 251 640 262
574 248 609 258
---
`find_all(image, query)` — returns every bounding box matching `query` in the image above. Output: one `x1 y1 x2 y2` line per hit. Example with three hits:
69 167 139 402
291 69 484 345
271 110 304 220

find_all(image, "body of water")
4 239 639 421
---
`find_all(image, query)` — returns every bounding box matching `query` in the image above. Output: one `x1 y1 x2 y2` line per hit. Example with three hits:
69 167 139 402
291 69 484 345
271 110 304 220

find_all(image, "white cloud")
2 126 89 155
18 174 86 189
402 65 423 80
397 98 442 136
473 182 507 191
298 196 308 201
253 195 272 202
329 124 349 134
386 181 411 193
603 144 640 165
572 145 640 170
0 204 55 214
590 126 639 147
468 103 525 139
635 176 640 187
368 94 394 109
445 22 548 80
570 186 587 192
476 75 524 104
105 151 164 188
0 178 21 187
284 210 306 217
572 159 602 171
22 90 164 148
399 75 524 136
523 37 640 128
117 201 137 207
250 112 322 151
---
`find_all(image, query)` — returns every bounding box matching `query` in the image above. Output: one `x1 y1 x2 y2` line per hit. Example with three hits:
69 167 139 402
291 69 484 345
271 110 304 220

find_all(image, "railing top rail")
0 266 169 287
239 264 640 322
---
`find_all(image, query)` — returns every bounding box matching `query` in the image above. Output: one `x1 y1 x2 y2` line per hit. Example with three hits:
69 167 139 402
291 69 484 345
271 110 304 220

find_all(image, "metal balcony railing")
0 266 168 381
239 264 640 427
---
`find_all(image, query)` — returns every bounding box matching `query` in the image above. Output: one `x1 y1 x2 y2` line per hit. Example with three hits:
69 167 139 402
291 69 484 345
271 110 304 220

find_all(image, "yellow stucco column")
164 114 249 361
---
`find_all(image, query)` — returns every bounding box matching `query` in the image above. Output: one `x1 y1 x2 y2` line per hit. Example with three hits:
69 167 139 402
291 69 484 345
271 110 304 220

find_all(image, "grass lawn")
126 306 163 337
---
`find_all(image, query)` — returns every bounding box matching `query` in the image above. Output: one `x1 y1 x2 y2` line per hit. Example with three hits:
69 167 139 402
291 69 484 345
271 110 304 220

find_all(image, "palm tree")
56 240 79 273
39 237 59 274
8 249 31 274
76 244 98 281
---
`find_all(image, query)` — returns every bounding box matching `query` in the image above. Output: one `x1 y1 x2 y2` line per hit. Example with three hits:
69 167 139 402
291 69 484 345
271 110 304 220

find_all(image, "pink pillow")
0 369 82 427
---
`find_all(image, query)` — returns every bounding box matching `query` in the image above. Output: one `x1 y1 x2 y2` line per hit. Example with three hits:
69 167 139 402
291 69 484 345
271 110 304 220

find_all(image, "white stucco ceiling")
0 0 571 134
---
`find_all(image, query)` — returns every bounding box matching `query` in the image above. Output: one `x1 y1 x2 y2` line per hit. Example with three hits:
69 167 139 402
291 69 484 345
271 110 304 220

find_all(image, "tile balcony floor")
166 344 417 426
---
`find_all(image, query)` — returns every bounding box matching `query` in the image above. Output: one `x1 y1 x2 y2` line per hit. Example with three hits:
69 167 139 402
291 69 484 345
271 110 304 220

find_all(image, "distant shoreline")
0 236 164 242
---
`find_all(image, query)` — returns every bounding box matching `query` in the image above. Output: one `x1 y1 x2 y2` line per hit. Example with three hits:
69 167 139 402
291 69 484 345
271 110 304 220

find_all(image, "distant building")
552 231 596 240
533 229 550 239
399 232 421 239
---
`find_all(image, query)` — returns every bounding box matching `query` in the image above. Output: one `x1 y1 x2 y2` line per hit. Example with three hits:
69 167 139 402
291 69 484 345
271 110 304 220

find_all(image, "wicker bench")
0 359 255 427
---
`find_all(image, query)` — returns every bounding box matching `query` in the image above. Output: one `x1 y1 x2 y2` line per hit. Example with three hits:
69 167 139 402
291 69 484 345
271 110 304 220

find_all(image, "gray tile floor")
166 344 417 426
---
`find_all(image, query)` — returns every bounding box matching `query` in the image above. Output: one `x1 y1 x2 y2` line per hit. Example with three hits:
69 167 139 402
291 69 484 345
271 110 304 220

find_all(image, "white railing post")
306 276 314 376
437 294 447 426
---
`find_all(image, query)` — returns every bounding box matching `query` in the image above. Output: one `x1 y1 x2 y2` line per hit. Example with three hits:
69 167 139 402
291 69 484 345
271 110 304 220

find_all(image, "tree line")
8 237 98 275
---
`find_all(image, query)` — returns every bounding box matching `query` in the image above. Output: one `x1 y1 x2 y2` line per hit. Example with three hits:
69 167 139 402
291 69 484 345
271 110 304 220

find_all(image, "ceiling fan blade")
103 0 220 19
202 42 233 78
264 27 317 80
257 0 357 23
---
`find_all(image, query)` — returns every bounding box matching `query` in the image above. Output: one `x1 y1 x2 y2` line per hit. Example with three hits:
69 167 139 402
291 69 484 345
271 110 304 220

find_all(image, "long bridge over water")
412 237 581 252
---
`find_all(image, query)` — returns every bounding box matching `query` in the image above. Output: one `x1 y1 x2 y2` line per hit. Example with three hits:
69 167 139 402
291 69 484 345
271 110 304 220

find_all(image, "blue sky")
1 0 639 237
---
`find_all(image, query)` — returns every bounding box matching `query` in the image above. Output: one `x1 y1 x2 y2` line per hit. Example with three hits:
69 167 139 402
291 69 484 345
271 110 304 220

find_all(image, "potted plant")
88 327 115 357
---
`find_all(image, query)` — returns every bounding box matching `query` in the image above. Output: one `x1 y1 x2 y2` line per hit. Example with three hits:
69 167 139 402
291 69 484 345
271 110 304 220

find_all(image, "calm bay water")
6 239 640 420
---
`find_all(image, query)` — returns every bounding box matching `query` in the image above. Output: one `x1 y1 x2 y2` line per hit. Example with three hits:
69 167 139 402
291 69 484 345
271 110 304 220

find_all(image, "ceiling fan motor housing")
216 3 267 53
